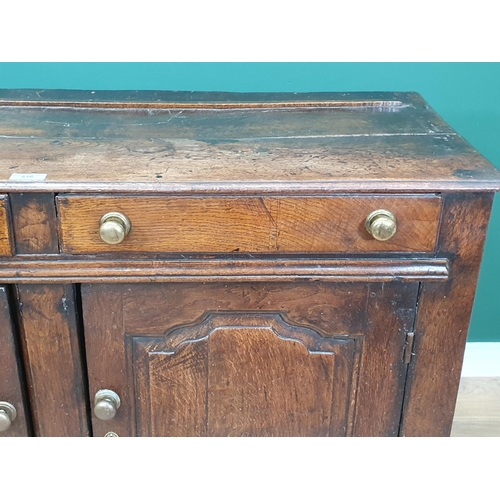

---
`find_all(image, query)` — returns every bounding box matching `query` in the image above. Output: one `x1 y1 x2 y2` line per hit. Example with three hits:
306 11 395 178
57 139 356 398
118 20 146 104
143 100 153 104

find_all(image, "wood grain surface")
82 281 417 437
57 195 442 254
16 285 89 436
400 193 494 436
0 286 29 436
0 195 13 256
121 282 368 340
0 257 450 283
0 90 496 438
353 282 419 436
0 90 498 193
133 314 355 437
10 193 59 254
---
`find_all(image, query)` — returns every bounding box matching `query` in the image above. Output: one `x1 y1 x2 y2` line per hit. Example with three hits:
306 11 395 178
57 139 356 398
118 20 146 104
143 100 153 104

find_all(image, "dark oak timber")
10 193 59 254
0 287 29 436
57 195 441 254
82 282 416 437
354 282 419 436
16 285 89 436
0 257 450 283
400 193 494 436
0 90 498 437
0 91 499 193
134 314 355 437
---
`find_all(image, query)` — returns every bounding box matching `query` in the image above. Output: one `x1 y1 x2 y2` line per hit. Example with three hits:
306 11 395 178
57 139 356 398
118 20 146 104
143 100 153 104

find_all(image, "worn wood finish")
401 193 494 436
353 282 419 436
1 136 498 194
10 193 59 254
0 90 498 437
119 283 370 338
57 195 441 254
0 100 406 109
133 314 355 437
83 282 416 437
82 286 129 437
0 286 29 436
0 195 13 256
0 91 499 193
16 285 89 436
0 257 450 283
0 101 450 139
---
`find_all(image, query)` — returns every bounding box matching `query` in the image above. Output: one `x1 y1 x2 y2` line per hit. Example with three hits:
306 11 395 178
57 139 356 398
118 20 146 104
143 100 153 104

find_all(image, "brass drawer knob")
94 389 121 421
0 401 17 432
99 212 131 245
365 209 397 241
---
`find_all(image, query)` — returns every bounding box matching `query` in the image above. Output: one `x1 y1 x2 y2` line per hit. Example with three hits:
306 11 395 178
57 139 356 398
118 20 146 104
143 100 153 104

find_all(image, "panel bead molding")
0 90 499 438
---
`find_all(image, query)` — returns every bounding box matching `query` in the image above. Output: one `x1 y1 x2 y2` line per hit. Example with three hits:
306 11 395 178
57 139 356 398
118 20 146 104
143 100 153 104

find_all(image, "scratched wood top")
0 90 499 193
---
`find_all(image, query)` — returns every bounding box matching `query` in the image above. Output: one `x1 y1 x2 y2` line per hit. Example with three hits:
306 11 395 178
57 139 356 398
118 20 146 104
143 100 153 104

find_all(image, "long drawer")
56 195 442 254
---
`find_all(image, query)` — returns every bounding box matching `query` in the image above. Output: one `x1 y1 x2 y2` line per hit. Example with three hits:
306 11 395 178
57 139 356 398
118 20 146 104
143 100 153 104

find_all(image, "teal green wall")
0 63 499 341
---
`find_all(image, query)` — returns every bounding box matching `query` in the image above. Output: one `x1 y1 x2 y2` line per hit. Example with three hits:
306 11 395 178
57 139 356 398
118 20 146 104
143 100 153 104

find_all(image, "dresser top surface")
0 89 499 193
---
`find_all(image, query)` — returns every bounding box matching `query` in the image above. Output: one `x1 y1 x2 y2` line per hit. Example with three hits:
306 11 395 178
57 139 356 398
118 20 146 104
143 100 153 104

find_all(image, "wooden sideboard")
0 90 498 437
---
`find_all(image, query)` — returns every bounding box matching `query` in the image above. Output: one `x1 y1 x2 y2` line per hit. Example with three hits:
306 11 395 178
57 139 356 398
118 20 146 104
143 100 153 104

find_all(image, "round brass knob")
99 212 131 245
94 389 121 421
365 209 397 241
0 402 17 432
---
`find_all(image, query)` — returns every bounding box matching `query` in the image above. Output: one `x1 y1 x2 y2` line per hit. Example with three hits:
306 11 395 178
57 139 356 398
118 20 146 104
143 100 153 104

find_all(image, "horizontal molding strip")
0 258 449 283
0 100 404 110
0 181 498 193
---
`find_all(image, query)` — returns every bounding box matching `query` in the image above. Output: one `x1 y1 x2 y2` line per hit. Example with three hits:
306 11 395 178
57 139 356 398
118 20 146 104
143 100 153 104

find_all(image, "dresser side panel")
400 192 494 436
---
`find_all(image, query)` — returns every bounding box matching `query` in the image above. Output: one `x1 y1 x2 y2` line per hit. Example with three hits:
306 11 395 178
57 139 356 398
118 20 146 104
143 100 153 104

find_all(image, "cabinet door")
0 286 29 437
82 282 418 437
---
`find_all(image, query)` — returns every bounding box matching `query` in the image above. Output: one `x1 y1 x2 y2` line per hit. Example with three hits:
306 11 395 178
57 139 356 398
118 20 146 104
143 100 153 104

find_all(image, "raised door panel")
82 281 418 437
0 286 29 436
132 313 355 437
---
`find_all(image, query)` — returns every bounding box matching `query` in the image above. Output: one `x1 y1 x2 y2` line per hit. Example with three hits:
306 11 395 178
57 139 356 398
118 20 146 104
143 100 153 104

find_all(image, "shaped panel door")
82 281 418 437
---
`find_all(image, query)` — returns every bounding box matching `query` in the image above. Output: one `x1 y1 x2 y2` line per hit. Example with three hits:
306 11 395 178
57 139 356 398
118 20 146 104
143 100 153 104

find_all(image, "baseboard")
461 342 500 377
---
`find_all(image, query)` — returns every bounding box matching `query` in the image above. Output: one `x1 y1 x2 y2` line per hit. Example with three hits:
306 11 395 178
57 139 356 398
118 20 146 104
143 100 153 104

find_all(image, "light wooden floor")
450 377 500 437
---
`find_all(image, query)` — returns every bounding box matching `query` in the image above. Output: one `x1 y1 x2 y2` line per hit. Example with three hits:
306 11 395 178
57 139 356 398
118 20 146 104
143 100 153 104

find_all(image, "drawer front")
0 195 12 256
57 195 442 254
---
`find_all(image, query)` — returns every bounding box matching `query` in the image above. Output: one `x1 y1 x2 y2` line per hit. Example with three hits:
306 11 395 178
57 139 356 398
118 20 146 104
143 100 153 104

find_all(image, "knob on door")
94 389 121 421
0 401 17 432
365 209 397 241
99 212 131 245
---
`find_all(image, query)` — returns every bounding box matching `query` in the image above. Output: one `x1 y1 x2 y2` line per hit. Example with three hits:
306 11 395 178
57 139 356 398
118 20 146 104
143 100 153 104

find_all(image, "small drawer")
0 195 13 256
56 195 442 254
